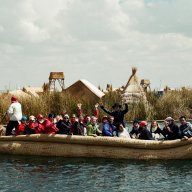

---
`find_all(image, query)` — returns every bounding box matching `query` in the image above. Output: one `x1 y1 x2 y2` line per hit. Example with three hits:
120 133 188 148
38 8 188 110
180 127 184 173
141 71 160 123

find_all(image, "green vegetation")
0 88 192 124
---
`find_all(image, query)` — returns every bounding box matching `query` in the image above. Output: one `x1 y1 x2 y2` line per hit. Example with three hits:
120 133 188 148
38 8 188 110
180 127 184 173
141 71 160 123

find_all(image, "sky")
0 0 192 91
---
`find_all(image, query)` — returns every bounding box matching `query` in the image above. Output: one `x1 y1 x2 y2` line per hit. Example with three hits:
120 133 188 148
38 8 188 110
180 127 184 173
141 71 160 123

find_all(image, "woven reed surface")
0 135 192 159
0 134 191 149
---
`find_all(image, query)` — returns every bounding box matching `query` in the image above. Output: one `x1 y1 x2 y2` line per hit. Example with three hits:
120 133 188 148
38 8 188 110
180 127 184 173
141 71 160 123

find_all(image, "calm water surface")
0 155 192 192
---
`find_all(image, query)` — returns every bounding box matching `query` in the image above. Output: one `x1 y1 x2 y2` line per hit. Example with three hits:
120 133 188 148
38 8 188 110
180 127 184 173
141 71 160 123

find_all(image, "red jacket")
16 123 26 135
43 118 59 134
35 123 45 134
28 122 39 129
94 109 99 119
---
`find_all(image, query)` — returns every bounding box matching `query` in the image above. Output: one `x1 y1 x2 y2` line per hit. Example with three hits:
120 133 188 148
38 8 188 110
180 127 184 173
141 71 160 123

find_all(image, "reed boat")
0 134 192 159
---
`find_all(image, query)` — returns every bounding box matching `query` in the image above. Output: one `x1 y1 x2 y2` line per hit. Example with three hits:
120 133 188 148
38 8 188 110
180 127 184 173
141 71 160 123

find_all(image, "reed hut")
64 79 105 102
23 86 43 97
8 90 30 98
121 68 147 103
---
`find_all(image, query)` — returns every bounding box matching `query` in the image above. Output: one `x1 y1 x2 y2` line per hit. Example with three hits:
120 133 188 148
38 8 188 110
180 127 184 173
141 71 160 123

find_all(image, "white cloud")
129 0 192 36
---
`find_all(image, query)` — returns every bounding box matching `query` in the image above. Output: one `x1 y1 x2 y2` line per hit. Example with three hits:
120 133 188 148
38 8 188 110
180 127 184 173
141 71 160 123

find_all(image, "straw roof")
65 79 105 101
80 79 104 98
23 86 43 93
123 67 144 93
122 67 146 103
9 90 30 98
23 86 43 97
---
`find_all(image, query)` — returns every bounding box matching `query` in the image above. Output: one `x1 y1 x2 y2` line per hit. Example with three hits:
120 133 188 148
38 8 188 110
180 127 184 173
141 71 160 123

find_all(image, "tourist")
129 119 140 138
162 117 181 140
138 121 153 140
84 115 91 125
36 114 46 134
25 115 38 134
102 116 116 137
6 96 22 136
15 116 28 135
37 114 44 124
78 114 84 125
43 113 59 134
56 114 71 135
54 115 62 124
100 102 128 127
78 114 87 135
87 116 101 136
179 116 192 139
117 123 131 138
108 116 117 136
70 114 81 135
150 120 164 140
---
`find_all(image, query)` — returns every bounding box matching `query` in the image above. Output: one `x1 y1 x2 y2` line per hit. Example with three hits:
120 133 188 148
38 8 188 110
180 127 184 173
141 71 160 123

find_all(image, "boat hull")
0 134 192 160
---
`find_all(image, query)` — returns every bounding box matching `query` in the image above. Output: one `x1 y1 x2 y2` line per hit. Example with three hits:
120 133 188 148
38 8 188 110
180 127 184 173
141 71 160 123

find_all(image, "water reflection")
0 155 192 191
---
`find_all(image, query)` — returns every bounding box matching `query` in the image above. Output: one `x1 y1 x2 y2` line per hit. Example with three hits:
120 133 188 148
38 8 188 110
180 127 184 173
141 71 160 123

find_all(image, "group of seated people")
9 104 192 141
4 96 192 140
12 112 129 138
129 116 192 140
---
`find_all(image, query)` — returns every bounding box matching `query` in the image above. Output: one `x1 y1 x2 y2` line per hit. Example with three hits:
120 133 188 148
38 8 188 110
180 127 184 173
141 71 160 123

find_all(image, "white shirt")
118 128 131 138
7 102 22 121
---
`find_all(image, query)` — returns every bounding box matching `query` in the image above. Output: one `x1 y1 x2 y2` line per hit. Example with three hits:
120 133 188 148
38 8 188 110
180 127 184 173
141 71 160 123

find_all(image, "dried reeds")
0 88 192 124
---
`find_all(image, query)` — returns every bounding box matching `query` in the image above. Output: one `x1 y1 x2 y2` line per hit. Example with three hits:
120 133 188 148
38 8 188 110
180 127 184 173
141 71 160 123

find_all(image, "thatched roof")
80 79 104 98
9 90 30 98
23 86 43 93
65 79 105 101
122 68 147 103
123 67 144 93
23 86 43 97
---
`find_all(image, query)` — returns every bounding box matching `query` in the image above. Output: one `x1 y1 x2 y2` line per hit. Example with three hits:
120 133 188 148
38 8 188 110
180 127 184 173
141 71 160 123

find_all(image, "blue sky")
0 0 192 91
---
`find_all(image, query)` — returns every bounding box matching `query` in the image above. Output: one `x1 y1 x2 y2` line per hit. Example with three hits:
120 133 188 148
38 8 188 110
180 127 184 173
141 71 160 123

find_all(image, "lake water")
1 121 192 191
0 155 192 192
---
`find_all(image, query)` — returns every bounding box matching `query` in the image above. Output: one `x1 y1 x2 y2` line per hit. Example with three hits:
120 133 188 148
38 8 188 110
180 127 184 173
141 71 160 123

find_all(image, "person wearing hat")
37 114 44 124
15 116 28 135
100 102 128 127
162 117 181 140
138 121 153 140
35 114 46 134
6 96 22 136
25 115 39 134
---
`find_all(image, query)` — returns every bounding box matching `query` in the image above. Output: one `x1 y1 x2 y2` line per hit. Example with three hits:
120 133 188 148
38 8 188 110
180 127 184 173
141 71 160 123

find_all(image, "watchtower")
49 72 65 91
140 79 150 92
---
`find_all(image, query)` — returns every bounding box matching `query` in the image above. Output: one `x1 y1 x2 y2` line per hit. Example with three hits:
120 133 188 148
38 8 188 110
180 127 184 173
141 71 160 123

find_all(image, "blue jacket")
102 122 116 136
